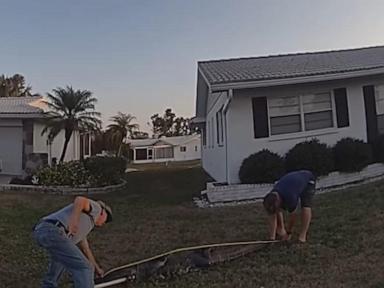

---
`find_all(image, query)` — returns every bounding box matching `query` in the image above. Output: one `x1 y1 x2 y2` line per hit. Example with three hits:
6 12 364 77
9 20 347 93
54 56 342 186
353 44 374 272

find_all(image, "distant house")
0 97 91 176
194 46 384 184
127 134 201 164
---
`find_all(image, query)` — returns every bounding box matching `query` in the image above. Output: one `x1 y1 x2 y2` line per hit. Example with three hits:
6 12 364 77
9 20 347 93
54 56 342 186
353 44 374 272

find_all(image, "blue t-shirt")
273 170 315 212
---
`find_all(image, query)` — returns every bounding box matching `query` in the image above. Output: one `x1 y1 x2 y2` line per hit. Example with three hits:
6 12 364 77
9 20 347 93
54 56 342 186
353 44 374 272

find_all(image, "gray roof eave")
210 67 384 91
0 113 45 119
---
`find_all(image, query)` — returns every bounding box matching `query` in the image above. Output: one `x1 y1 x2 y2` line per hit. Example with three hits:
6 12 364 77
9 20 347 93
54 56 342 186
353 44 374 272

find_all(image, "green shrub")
37 161 90 187
285 139 333 177
84 156 127 186
371 134 384 163
239 149 284 184
37 156 126 187
333 138 372 172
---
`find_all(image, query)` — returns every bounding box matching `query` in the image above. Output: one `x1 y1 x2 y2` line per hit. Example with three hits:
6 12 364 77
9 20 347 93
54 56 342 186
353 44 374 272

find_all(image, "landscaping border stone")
0 179 127 195
198 163 384 207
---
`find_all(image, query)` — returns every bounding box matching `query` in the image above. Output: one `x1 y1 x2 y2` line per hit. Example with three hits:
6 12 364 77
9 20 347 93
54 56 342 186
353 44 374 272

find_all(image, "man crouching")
263 170 316 243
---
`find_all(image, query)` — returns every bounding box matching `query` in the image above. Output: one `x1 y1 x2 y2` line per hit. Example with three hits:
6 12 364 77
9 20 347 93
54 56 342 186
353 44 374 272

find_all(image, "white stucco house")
127 134 201 164
0 97 91 176
194 46 384 184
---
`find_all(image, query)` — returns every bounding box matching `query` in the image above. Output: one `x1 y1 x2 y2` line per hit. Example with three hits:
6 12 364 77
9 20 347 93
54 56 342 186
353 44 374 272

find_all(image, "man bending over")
263 170 316 243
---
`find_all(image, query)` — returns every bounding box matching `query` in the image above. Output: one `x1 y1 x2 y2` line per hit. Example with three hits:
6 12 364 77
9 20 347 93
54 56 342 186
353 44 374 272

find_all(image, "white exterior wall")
33 122 80 162
132 139 201 164
202 91 228 182
209 75 384 184
173 138 201 161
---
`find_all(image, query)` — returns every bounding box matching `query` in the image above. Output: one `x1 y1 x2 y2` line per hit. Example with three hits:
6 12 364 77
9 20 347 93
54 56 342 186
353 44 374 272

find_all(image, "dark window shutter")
334 88 349 127
363 85 378 143
252 97 269 138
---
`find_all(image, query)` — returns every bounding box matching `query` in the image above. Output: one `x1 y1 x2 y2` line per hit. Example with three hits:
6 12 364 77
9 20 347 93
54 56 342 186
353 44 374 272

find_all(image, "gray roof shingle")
198 46 384 85
127 135 200 148
0 97 43 114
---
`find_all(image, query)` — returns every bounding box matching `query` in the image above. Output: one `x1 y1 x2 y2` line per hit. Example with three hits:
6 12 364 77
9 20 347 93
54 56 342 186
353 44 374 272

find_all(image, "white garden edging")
200 163 384 206
0 179 127 195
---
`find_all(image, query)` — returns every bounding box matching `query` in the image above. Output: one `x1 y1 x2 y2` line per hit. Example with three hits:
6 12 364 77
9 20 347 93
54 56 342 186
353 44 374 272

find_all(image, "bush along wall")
333 137 372 172
238 137 379 184
372 134 384 163
36 156 127 187
285 139 334 177
239 149 284 184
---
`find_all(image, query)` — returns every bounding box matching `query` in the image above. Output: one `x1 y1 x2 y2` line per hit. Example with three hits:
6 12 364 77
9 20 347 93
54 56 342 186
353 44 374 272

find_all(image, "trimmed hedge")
285 139 334 177
333 137 372 172
37 161 90 187
36 156 127 187
84 156 127 186
372 134 384 163
239 149 284 184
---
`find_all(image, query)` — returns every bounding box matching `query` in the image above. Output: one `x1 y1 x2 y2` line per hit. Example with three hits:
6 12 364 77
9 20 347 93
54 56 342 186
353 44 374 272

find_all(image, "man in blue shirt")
263 170 316 243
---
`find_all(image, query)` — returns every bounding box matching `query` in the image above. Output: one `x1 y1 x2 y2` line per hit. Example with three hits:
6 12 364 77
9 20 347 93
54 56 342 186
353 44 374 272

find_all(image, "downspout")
223 89 233 184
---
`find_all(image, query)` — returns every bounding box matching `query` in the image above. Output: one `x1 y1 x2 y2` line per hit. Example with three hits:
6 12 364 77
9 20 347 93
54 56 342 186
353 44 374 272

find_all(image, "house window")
269 95 301 135
136 148 148 160
180 146 186 152
211 118 214 148
195 145 198 152
148 148 153 159
375 85 384 134
303 92 333 131
216 108 224 145
207 120 210 148
268 92 333 136
84 133 90 156
202 128 206 147
155 147 174 159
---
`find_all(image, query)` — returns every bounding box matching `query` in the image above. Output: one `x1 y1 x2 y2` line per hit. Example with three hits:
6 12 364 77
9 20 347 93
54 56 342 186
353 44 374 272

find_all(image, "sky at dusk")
2 0 384 132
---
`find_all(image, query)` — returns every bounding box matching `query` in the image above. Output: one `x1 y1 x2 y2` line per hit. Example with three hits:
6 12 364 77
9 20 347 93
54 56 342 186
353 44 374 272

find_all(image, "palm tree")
107 112 139 156
42 86 101 162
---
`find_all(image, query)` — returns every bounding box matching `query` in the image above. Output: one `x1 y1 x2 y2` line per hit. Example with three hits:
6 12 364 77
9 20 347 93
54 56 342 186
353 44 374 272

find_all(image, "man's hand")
68 219 79 236
280 232 292 241
95 266 104 278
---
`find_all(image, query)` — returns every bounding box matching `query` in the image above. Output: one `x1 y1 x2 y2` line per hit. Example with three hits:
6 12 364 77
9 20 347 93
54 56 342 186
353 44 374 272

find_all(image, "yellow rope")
103 239 279 277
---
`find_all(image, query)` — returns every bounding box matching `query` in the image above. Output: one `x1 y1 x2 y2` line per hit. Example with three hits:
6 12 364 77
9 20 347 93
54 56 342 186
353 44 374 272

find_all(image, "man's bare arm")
268 214 277 240
287 208 298 234
79 238 104 277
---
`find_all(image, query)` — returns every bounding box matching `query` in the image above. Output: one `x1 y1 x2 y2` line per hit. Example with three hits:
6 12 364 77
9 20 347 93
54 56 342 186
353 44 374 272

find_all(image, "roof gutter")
223 89 233 114
210 68 384 92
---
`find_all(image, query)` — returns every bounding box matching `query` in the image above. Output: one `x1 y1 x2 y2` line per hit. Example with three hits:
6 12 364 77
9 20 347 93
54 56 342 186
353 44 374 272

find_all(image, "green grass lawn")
1 166 383 288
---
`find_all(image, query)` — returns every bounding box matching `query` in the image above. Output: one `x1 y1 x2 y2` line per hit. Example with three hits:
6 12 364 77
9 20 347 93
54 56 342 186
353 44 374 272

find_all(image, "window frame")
375 85 384 135
216 107 224 146
267 91 336 136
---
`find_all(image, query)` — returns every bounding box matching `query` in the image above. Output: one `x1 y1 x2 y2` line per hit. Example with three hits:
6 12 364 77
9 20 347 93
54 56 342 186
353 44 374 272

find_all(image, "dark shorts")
300 181 316 208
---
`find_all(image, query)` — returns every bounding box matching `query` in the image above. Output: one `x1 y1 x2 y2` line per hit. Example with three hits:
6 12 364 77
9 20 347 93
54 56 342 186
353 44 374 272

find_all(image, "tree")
0 74 37 97
42 86 101 162
106 112 139 156
150 108 175 137
131 131 149 139
150 108 195 138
